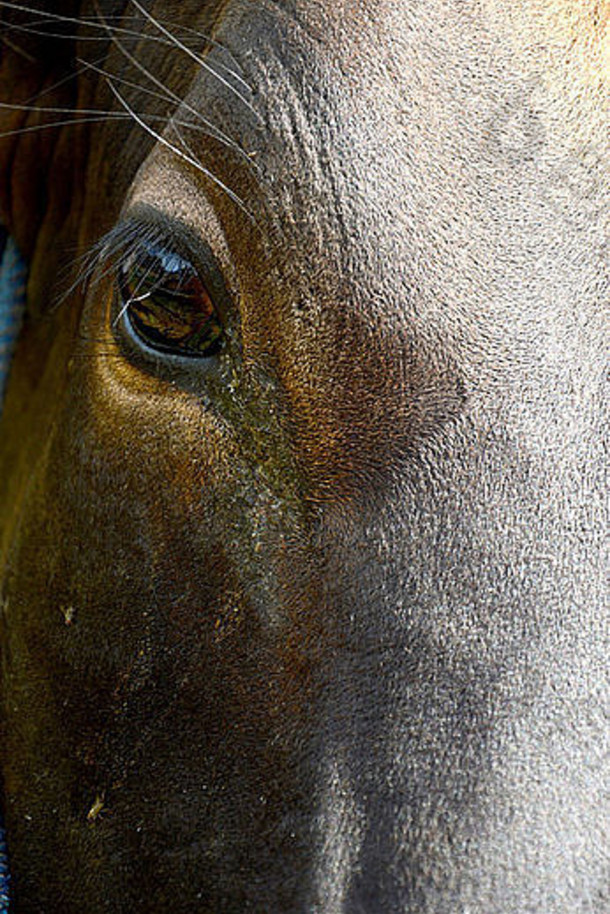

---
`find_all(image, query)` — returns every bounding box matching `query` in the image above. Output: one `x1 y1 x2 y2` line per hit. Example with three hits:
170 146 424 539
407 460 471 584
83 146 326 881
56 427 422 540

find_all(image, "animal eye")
117 241 223 358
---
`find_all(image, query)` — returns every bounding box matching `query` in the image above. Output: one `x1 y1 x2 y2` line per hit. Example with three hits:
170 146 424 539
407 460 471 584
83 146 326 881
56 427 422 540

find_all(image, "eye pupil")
118 242 223 357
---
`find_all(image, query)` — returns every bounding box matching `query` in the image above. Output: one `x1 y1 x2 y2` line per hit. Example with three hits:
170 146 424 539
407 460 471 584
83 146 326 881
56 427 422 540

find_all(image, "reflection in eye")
117 241 223 357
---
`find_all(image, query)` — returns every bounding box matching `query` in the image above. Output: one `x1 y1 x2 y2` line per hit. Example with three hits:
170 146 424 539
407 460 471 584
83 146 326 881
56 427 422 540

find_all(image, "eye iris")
119 244 222 357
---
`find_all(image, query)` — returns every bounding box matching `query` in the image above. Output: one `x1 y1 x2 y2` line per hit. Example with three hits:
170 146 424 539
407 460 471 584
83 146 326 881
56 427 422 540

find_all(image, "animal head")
0 2 607 911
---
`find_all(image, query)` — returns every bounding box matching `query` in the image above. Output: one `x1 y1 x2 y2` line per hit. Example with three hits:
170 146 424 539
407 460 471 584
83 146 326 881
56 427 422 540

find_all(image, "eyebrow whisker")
104 13 249 83
0 113 129 140
0 100 131 116
2 16 198 50
0 1 96 31
78 57 258 171
106 80 252 220
129 0 261 123
0 3 248 86
0 33 36 61
21 53 110 106
90 19 255 163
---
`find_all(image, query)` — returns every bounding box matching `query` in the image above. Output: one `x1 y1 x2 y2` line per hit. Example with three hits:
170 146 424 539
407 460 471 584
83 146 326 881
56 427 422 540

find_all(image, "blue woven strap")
0 228 24 912
0 231 26 405
0 819 9 912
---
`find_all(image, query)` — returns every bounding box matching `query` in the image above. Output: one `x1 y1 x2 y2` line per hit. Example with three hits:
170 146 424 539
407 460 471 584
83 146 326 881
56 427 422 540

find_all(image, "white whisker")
144 17 250 89
0 110 210 141
3 16 189 49
107 14 247 79
80 13 250 85
0 1 91 30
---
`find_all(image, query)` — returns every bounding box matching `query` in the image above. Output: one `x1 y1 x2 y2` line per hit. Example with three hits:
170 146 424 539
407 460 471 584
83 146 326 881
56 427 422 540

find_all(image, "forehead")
129 2 496 313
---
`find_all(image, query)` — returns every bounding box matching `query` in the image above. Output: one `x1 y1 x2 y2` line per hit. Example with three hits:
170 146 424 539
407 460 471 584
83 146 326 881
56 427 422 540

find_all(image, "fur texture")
0 1 607 911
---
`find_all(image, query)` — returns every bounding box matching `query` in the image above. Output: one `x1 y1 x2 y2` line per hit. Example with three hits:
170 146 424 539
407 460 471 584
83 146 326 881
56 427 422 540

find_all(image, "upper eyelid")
67 225 148 300
73 201 203 296
79 219 178 291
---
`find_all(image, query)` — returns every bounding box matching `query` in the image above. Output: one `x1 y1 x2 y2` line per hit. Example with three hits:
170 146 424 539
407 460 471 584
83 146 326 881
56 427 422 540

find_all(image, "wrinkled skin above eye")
118 241 223 357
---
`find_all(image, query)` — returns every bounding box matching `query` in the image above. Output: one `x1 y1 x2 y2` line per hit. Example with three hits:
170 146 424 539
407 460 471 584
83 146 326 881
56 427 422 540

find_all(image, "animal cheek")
70 300 235 491
275 330 467 502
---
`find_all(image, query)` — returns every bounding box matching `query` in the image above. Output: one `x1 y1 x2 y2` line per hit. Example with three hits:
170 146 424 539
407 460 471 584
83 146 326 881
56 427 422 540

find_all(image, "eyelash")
80 220 174 292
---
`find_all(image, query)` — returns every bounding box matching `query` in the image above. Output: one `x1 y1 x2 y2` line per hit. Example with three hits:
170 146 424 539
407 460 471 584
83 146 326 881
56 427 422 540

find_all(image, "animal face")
0 2 607 911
